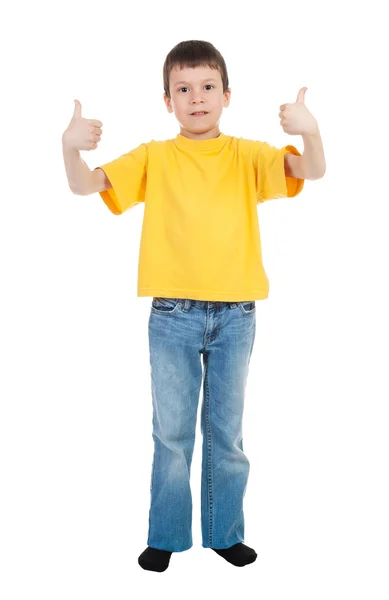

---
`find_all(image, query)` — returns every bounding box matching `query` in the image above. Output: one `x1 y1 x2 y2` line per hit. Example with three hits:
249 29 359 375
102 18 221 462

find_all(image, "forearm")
62 136 92 195
301 129 326 180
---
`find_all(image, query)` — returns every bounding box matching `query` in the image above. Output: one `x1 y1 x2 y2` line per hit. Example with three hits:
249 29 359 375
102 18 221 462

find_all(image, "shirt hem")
138 288 269 301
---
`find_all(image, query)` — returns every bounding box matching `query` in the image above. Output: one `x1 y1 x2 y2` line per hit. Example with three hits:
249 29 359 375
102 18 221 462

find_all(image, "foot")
138 546 173 572
212 542 257 567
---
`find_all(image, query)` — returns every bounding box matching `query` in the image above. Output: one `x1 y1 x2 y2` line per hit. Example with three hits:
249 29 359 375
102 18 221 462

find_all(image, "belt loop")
183 298 191 312
228 302 237 309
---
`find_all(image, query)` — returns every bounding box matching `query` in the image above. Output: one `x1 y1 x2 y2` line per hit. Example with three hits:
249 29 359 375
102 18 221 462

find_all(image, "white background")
1 0 388 598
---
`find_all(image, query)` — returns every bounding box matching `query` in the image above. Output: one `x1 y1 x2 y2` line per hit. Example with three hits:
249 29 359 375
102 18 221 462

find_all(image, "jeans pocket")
151 297 181 314
238 300 256 315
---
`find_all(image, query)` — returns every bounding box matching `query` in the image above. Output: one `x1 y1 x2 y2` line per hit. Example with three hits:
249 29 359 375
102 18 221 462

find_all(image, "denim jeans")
147 297 256 552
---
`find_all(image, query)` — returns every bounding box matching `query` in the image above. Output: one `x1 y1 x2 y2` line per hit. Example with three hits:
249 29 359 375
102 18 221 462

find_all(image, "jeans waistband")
177 299 239 310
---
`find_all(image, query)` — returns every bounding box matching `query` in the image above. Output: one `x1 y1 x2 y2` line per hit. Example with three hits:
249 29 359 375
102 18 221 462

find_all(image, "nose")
190 91 205 103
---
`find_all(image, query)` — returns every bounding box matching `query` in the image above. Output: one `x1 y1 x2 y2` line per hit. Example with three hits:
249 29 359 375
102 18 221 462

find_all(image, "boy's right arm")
62 99 112 195
62 137 112 195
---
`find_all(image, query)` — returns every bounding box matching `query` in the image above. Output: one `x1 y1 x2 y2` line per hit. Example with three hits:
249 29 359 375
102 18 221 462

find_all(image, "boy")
62 40 325 573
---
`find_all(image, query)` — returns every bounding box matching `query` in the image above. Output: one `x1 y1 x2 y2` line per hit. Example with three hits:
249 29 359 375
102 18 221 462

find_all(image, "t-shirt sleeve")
253 141 304 203
94 142 148 215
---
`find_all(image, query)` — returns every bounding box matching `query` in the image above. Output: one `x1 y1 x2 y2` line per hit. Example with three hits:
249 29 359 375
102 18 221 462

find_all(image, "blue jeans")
147 297 256 552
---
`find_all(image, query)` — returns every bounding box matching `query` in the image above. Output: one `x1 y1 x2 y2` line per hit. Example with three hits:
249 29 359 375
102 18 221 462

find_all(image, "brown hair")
163 40 229 99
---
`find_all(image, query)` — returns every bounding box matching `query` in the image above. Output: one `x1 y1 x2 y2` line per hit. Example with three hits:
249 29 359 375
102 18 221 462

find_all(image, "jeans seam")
204 361 213 547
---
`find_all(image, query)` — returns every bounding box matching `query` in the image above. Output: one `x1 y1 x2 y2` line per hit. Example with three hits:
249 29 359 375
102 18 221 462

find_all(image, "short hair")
163 40 229 99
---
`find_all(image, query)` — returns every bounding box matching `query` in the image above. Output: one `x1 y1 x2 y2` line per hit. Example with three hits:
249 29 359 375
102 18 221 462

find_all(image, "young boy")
62 40 325 573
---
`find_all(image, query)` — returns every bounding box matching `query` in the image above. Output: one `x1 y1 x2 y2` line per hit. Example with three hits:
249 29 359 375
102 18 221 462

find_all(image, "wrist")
62 133 78 152
302 125 320 138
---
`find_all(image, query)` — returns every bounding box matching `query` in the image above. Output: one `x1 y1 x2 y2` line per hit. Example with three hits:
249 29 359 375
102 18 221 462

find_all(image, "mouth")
190 111 209 117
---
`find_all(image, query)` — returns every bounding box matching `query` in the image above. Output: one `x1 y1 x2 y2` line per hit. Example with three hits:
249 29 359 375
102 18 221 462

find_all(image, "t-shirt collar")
173 132 229 151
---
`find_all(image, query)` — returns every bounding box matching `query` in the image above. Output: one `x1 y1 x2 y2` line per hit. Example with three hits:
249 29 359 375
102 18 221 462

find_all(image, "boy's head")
163 40 231 140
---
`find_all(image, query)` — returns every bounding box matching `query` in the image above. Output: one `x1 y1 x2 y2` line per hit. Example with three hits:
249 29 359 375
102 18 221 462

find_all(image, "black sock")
212 542 257 567
138 546 173 572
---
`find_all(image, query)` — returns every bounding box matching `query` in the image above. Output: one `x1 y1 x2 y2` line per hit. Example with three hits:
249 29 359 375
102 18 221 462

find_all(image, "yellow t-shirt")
96 132 304 301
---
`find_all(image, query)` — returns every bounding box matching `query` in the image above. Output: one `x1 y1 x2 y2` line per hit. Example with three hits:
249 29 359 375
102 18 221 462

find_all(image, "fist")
62 99 103 151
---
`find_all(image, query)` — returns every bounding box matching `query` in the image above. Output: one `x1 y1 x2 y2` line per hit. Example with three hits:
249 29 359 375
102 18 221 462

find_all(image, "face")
164 65 231 140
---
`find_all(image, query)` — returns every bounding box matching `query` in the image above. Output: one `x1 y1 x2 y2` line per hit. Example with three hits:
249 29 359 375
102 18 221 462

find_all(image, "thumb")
296 87 308 103
73 98 82 119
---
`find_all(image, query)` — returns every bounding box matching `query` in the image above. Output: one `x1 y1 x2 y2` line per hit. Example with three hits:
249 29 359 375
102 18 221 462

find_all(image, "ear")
163 92 173 112
163 93 173 113
224 88 231 108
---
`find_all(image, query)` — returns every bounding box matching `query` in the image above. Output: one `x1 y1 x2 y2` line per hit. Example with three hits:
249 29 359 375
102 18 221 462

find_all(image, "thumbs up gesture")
62 99 103 151
278 88 319 136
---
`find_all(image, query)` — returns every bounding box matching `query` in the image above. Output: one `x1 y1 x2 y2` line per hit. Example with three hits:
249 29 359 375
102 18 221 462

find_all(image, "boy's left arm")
280 87 326 181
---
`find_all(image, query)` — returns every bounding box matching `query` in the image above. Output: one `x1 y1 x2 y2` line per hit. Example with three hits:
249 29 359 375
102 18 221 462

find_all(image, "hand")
278 88 319 136
62 99 103 151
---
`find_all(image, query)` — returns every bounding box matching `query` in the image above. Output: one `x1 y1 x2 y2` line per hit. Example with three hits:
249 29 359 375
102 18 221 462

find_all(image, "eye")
177 84 215 93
